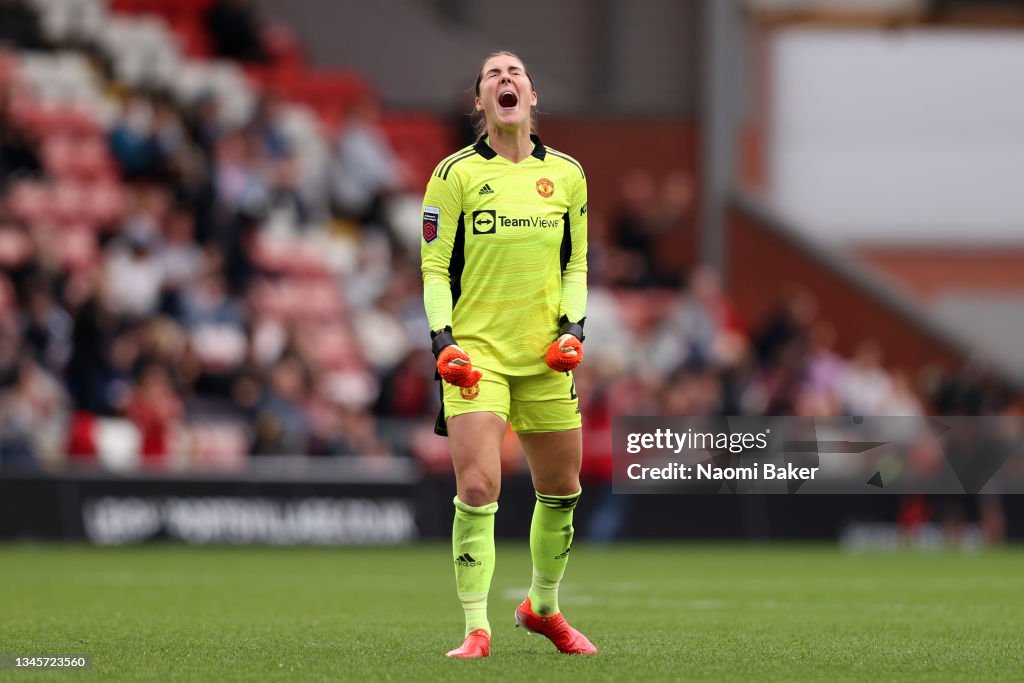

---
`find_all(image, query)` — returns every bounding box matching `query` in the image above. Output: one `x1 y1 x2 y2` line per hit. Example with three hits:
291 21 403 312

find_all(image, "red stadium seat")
111 0 215 57
40 135 113 181
165 13 213 58
244 66 372 131
0 228 33 269
5 181 50 224
250 236 332 279
53 228 100 272
74 138 118 181
87 182 128 227
51 106 103 138
51 181 90 225
111 0 214 14
381 113 455 189
299 323 365 371
40 136 74 178
262 21 305 67
249 277 345 323
13 102 80 138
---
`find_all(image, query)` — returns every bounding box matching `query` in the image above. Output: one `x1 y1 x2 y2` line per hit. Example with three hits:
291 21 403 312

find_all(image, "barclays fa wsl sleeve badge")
423 206 440 243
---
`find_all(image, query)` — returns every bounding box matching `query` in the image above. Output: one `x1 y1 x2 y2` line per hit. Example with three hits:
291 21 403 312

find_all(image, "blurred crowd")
0 0 413 470
0 0 1017 476
0 80 419 469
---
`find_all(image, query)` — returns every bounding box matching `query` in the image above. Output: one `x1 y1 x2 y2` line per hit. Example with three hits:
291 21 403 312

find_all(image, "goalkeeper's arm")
546 160 588 373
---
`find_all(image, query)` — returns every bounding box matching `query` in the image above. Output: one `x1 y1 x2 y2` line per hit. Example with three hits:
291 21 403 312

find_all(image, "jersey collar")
474 134 547 161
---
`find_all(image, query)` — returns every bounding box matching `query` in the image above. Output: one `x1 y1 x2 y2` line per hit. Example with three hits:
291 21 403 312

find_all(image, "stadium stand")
0 0 1015 479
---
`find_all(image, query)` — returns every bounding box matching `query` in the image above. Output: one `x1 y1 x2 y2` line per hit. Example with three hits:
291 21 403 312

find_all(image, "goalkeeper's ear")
558 315 586 342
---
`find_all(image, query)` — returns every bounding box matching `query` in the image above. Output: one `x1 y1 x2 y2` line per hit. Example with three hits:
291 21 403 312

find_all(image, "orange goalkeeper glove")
431 327 482 388
545 317 585 372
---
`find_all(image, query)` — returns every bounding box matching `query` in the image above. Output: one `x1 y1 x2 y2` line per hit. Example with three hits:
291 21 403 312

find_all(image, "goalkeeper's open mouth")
498 89 519 112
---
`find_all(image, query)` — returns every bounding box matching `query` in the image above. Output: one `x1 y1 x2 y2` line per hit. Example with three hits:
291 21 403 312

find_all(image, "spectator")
157 207 204 318
205 0 268 63
0 0 44 49
151 96 206 199
0 82 42 189
354 273 416 376
181 270 245 330
0 354 68 469
448 88 478 149
124 362 183 465
65 285 118 414
609 169 658 288
645 267 746 376
19 279 72 375
247 93 289 161
212 129 266 217
265 152 311 231
838 340 892 416
648 170 697 284
375 348 435 418
0 290 19 386
250 356 311 455
752 289 817 367
660 366 723 417
103 226 165 319
139 317 198 399
879 369 924 417
109 97 164 180
185 93 225 161
329 98 403 230
791 321 846 416
328 406 390 457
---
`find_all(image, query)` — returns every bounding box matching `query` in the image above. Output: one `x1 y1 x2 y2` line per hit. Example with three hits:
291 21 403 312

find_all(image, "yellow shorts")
439 368 581 434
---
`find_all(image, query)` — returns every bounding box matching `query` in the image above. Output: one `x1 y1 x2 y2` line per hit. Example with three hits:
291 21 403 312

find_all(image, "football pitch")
2 543 1022 682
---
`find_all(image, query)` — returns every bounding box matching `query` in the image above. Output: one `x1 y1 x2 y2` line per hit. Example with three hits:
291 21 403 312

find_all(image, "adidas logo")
455 553 481 567
478 184 494 195
554 546 572 560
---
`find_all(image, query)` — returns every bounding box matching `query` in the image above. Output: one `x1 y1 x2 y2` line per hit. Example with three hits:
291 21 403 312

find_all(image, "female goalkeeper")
420 51 596 658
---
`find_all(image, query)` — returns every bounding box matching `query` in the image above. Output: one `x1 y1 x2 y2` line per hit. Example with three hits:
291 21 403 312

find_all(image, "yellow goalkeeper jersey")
421 134 588 376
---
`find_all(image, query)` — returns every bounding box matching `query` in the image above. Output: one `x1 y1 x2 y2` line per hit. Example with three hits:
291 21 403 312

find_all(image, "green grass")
1 544 1023 682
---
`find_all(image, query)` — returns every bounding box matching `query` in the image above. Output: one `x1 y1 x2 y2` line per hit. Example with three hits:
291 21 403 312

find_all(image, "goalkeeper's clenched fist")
545 317 585 373
431 327 482 388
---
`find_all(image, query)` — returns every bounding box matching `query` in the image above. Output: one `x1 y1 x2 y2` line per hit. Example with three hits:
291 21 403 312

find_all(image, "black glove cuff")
430 326 456 359
558 315 586 342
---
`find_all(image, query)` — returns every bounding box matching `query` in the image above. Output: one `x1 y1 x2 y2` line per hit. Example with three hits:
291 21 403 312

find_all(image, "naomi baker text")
626 462 819 481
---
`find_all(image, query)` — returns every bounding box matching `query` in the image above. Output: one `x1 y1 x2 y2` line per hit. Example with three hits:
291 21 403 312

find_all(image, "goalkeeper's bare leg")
444 411 505 658
515 429 597 654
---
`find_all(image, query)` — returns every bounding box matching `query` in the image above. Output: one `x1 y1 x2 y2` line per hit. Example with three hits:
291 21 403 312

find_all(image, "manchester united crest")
536 178 554 198
460 384 480 400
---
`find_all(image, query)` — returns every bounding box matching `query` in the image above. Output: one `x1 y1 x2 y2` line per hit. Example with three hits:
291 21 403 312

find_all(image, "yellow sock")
452 496 497 635
528 490 580 616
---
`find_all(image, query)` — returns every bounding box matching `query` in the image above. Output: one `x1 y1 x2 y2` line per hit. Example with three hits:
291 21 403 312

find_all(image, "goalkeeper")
421 51 595 658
